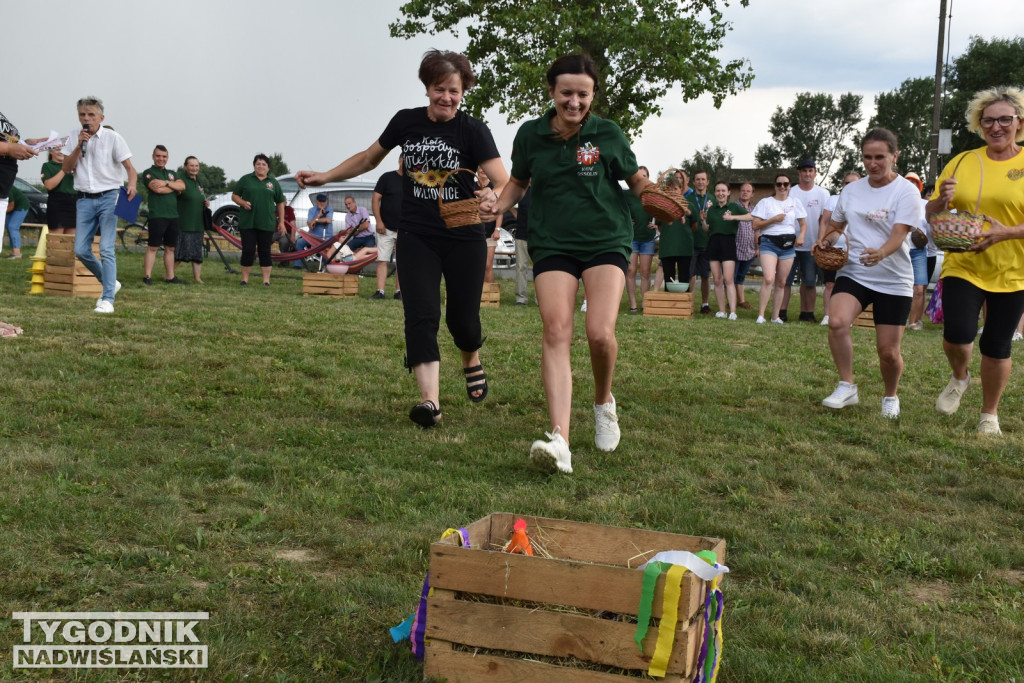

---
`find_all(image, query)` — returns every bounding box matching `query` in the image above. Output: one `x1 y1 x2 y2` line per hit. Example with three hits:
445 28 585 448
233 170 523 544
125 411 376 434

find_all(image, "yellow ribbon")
649 564 688 677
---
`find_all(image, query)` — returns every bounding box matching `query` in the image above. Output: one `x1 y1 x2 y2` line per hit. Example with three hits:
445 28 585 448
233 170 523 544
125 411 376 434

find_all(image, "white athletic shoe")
1013 331 1024 342
978 413 1002 435
935 374 970 415
881 396 900 419
580 300 587 312
93 300 114 314
822 381 859 409
771 317 784 324
593 396 621 452
756 316 766 324
715 311 727 319
820 315 830 326
529 427 573 474
96 280 122 309
728 312 738 321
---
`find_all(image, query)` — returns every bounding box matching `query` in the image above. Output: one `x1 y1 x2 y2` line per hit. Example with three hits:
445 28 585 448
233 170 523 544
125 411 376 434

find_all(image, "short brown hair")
418 50 475 90
861 128 899 154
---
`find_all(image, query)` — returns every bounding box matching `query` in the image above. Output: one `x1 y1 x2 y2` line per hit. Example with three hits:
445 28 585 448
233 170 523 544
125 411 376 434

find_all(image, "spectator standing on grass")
4 185 29 259
751 173 806 324
733 182 756 310
61 96 138 314
296 49 508 429
927 86 1024 436
819 172 860 326
1 108 43 335
232 153 286 287
513 187 532 305
41 149 76 234
624 165 655 313
706 181 752 320
478 165 504 285
687 170 713 313
817 128 922 418
903 172 931 331
785 159 831 322
371 158 403 300
141 145 186 285
482 54 655 475
343 196 375 250
173 156 208 284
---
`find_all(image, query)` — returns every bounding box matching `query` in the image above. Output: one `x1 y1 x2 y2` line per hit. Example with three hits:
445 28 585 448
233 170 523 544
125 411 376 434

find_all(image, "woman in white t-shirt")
751 173 807 324
815 128 923 418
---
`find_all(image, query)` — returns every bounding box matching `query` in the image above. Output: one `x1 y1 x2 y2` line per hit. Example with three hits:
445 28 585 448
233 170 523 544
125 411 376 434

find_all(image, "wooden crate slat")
643 292 693 318
301 273 359 297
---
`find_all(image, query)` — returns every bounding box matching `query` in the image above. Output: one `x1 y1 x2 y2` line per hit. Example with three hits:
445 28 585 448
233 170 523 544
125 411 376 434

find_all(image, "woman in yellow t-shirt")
926 86 1024 435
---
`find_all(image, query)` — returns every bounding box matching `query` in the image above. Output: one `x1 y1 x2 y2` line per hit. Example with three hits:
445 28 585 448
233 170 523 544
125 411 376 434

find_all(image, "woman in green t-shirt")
231 154 286 286
706 181 752 319
483 54 654 475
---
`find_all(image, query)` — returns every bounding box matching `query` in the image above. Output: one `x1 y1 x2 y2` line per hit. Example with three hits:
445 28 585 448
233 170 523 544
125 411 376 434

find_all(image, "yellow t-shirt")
931 146 1024 291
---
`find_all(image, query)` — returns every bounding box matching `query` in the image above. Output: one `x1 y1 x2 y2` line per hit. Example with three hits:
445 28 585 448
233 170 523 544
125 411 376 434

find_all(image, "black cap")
316 193 328 201
798 158 816 169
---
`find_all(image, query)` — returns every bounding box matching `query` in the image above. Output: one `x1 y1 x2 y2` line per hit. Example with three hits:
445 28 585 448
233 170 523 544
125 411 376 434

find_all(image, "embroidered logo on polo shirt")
265 182 273 190
577 142 600 166
1008 168 1024 181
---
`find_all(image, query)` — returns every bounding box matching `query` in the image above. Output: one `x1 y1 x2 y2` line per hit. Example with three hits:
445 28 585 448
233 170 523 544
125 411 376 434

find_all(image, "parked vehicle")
13 177 48 224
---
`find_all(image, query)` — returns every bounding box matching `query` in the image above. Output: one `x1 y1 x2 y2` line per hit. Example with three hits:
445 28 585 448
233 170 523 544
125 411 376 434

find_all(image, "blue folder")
114 186 142 223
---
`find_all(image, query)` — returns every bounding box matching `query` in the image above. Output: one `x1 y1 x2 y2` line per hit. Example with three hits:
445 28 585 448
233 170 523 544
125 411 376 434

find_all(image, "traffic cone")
28 226 48 294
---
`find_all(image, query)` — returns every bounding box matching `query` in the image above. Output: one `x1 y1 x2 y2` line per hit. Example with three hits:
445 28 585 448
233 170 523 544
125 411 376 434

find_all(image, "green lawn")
0 250 1021 682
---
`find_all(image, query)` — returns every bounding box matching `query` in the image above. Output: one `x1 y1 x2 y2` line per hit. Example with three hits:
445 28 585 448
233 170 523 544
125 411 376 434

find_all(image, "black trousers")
397 231 486 367
240 229 274 267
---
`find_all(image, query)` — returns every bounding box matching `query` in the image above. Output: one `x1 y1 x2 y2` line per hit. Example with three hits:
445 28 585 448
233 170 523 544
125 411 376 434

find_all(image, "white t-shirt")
823 194 847 249
790 184 831 251
751 195 807 237
61 126 132 193
832 175 923 296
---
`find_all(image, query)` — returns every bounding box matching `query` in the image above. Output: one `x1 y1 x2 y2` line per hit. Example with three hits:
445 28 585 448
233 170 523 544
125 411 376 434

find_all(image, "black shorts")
533 252 628 280
942 276 1024 359
47 192 77 229
705 234 736 262
690 247 710 278
148 217 180 248
834 276 911 326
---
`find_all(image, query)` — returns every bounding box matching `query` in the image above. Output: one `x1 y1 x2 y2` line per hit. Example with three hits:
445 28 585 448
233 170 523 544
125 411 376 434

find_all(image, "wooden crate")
44 235 102 297
643 291 693 319
424 513 725 682
480 282 500 308
302 272 359 297
854 304 875 329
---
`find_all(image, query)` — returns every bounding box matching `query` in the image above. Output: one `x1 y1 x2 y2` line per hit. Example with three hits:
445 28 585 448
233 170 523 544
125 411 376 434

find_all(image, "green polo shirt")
687 192 712 249
623 188 655 243
706 201 748 237
510 110 638 264
235 173 285 231
177 175 206 232
8 186 29 211
657 218 693 257
143 166 179 219
41 161 75 195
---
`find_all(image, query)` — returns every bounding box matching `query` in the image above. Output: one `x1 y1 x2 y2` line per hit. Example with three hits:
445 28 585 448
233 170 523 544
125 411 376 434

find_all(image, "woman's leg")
484 244 496 284
239 229 256 283
626 252 639 309
758 253 778 319
710 260 725 312
827 292 861 383
442 239 488 400
875 324 906 396
535 270 580 442
638 254 653 301
722 260 736 314
581 264 626 405
774 258 794 320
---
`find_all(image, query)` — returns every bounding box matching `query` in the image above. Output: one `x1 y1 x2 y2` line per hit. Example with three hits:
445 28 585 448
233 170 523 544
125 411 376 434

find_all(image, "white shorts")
376 229 397 262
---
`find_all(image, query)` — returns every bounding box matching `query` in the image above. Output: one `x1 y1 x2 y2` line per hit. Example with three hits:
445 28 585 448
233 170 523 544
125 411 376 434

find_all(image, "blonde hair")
965 86 1024 142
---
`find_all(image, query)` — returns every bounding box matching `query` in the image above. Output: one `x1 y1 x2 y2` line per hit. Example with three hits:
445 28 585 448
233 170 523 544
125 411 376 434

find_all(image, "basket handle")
436 167 479 211
655 168 682 191
948 150 984 216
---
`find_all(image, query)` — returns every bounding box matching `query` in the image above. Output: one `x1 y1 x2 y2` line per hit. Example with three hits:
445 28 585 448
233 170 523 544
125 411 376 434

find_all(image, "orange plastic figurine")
504 518 534 556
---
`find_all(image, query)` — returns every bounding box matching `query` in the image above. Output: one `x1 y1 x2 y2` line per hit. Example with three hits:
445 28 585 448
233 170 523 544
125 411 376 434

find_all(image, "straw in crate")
929 151 986 252
436 167 482 229
642 168 688 222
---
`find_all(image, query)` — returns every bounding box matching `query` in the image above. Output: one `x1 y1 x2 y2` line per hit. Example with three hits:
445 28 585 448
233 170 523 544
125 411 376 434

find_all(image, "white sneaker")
715 311 726 319
1013 331 1024 342
822 381 859 409
93 300 114 314
580 300 587 312
978 413 1002 435
593 396 620 452
728 312 738 321
935 374 970 415
820 315 830 326
96 281 123 308
881 396 900 419
529 427 573 474
771 317 784 324
755 316 766 324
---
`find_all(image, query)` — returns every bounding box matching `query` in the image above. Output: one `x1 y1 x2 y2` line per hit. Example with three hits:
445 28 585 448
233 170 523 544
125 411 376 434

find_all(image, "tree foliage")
390 0 754 138
268 153 290 178
754 92 862 182
678 145 733 183
175 162 229 196
869 77 934 177
942 36 1024 156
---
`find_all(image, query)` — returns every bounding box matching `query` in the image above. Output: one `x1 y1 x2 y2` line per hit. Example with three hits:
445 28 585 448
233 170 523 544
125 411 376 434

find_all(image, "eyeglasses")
980 115 1019 129
775 182 790 188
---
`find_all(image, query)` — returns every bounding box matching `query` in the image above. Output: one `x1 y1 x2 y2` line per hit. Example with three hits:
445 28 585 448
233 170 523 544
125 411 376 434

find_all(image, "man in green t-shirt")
687 170 713 313
142 145 186 284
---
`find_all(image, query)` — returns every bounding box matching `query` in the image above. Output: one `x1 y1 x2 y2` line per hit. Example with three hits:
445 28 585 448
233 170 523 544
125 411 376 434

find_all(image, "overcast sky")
5 0 1022 187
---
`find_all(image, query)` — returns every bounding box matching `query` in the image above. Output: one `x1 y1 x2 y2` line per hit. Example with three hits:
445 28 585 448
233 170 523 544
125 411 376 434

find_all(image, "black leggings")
397 231 486 367
661 256 691 286
240 229 274 268
942 276 1024 359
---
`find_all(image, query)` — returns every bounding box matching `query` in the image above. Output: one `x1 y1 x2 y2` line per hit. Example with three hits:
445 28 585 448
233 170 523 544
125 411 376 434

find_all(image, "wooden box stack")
643 291 694 319
854 304 875 329
424 513 726 682
302 272 359 297
480 282 500 308
44 234 102 297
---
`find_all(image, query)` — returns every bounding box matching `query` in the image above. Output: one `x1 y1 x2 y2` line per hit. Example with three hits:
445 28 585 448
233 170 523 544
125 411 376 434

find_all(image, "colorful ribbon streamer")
401 527 469 659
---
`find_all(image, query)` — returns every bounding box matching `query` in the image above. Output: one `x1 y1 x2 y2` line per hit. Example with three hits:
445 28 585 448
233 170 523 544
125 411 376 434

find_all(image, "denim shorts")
632 238 656 256
735 258 754 284
759 236 795 260
910 247 928 286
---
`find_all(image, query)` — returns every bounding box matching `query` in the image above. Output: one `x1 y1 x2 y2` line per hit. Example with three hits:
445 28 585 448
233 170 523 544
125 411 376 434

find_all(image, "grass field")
0 248 1022 682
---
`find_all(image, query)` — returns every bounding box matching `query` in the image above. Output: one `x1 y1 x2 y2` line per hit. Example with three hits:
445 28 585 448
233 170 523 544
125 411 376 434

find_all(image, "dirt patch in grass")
908 581 951 605
992 569 1024 586
275 549 318 563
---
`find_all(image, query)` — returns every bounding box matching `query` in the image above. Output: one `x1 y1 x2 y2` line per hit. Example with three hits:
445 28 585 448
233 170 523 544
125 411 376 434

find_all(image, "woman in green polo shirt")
232 153 286 286
175 156 208 284
706 181 752 320
483 54 654 475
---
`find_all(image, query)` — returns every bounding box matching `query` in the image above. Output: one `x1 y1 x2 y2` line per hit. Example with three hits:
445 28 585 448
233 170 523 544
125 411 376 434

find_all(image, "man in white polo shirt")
61 96 138 313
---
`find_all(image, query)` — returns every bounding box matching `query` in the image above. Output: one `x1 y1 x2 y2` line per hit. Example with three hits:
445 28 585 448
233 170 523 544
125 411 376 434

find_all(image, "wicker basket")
641 169 688 222
437 167 482 229
928 152 985 252
812 244 848 271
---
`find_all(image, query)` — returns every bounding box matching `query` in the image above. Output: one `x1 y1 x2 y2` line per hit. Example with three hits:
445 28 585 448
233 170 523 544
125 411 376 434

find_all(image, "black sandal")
409 400 441 428
463 365 488 403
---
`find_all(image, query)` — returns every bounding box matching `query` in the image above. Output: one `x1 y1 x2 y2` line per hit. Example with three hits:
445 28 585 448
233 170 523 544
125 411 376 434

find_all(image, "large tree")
754 92 862 182
942 36 1024 156
390 0 754 138
869 77 934 177
678 145 733 183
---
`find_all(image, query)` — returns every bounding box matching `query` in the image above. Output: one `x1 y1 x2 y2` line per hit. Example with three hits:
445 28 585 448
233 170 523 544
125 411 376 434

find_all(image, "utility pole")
928 0 948 184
